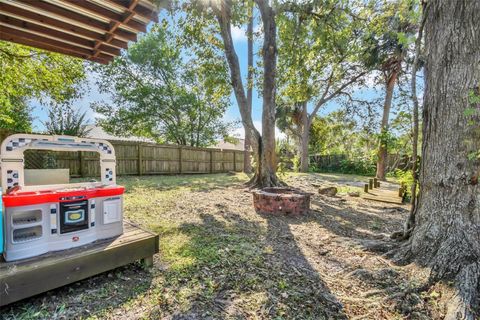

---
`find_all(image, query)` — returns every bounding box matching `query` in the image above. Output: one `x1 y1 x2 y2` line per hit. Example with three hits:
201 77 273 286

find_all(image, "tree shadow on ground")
148 212 347 319
295 196 432 318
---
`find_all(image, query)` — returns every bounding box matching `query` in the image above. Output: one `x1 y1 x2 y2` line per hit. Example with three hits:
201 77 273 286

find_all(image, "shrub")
391 169 415 200
309 157 375 176
339 158 376 176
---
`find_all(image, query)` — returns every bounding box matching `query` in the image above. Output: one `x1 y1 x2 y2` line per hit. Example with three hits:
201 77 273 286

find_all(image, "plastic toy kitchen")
0 134 124 261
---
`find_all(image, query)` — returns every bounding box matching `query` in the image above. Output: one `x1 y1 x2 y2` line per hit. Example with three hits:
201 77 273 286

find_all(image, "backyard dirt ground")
1 173 451 320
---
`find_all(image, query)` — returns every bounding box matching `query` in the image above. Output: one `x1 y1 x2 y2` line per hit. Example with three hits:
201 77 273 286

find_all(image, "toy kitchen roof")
0 0 162 64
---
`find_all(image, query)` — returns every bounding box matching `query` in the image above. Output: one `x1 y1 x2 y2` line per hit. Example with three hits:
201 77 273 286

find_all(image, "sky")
30 9 387 140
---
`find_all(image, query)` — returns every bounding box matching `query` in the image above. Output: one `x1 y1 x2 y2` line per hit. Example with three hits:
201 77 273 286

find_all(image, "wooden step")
362 188 404 205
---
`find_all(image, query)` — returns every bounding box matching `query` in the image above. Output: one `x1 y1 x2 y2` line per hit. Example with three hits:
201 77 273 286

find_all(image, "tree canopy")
92 21 233 147
0 41 86 132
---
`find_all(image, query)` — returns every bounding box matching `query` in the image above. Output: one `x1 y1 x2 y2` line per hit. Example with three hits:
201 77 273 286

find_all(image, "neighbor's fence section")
0 130 246 177
22 140 245 177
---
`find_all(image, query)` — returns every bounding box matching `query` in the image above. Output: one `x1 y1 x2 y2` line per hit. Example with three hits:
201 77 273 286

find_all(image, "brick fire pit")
252 187 311 215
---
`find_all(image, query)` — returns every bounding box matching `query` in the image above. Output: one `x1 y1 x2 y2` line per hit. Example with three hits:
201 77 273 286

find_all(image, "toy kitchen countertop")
3 184 125 207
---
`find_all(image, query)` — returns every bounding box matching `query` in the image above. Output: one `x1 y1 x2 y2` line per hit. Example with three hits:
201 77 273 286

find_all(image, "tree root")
390 227 413 242
444 262 480 320
386 243 479 319
244 173 287 189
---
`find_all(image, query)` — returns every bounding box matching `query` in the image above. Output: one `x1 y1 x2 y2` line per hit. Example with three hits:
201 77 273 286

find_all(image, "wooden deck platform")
362 188 404 205
0 221 159 307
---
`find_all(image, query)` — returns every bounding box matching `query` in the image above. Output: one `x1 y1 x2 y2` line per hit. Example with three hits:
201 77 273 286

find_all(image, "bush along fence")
22 140 246 178
309 153 413 175
309 154 348 172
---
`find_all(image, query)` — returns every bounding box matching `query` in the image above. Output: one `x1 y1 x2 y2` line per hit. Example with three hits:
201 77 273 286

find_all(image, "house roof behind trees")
213 139 246 151
0 0 161 64
85 125 154 143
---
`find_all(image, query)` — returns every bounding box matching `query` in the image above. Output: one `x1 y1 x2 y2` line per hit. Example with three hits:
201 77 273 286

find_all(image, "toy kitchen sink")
0 134 124 261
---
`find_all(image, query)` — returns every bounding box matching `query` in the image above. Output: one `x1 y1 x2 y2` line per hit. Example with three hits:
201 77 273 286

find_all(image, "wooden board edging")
0 222 159 307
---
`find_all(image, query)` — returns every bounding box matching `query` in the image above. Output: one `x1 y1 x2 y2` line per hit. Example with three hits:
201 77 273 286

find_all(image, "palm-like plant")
43 104 92 137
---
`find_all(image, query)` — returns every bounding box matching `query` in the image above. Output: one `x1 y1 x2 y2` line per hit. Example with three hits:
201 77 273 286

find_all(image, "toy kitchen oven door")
0 134 125 261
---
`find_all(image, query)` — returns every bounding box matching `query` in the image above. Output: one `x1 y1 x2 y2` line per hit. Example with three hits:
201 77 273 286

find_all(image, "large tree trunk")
244 1 254 174
376 70 397 180
397 1 480 318
215 0 282 187
215 0 260 171
250 0 282 187
298 102 309 172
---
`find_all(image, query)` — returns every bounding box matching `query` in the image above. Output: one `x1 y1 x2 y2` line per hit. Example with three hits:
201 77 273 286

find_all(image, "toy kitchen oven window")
60 197 89 234
0 134 125 262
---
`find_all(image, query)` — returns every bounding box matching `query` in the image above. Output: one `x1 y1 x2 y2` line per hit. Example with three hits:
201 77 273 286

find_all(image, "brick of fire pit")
252 187 310 215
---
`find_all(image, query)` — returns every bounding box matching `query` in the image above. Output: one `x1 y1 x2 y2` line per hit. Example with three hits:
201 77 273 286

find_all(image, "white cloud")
231 25 247 42
230 24 262 42
232 120 286 141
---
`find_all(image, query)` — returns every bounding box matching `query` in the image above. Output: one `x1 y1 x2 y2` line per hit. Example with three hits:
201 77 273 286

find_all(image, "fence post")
179 146 183 174
233 151 236 172
137 143 143 176
78 152 85 178
210 149 213 173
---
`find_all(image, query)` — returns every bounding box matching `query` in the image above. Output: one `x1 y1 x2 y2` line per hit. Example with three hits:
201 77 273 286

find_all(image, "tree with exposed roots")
393 1 480 318
212 0 283 187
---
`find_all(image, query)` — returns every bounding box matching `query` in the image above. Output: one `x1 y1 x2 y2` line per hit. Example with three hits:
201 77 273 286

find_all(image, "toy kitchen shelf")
0 134 159 307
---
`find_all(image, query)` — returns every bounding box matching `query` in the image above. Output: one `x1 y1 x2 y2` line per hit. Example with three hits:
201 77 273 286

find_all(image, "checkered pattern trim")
82 141 113 154
5 138 36 151
105 168 113 182
6 170 19 189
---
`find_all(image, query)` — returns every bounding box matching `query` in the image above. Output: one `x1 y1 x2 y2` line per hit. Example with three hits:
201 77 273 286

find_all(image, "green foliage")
310 157 376 176
92 21 233 147
0 97 32 132
310 111 376 158
276 0 374 142
361 0 420 73
0 41 86 132
339 158 376 175
308 107 418 175
275 139 296 175
389 168 414 198
44 104 92 137
376 129 398 151
292 155 301 172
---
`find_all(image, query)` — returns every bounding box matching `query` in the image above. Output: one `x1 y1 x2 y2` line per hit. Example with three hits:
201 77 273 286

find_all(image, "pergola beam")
62 0 147 33
0 33 112 64
93 0 138 58
0 0 158 63
104 0 159 23
0 14 120 56
0 25 113 64
14 0 137 41
0 2 129 49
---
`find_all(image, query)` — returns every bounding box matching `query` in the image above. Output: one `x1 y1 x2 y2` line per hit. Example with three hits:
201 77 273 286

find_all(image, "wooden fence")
22 140 246 177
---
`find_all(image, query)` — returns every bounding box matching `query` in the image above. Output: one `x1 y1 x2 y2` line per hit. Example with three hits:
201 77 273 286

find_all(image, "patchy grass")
2 172 440 319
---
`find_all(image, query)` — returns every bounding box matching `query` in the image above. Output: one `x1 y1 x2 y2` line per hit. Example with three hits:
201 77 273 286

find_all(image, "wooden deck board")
0 220 159 307
362 188 404 205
